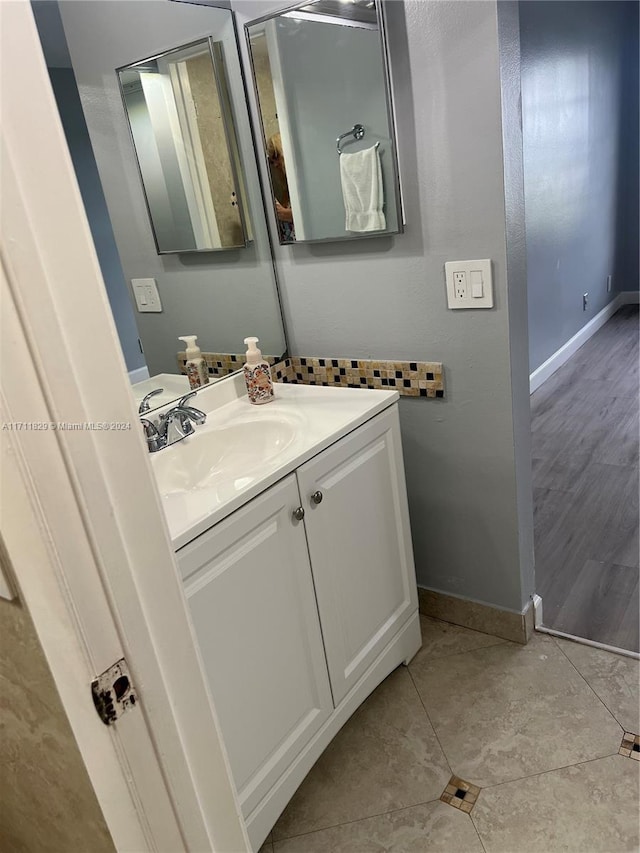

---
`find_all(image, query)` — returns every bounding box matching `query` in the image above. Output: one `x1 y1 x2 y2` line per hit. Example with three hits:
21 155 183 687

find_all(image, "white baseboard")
619 290 640 304
532 593 543 628
530 294 625 394
128 365 149 385
532 593 639 659
535 625 640 660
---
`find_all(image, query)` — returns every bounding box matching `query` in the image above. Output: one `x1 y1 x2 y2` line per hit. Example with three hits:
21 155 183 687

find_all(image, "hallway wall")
31 2 145 375
615 2 640 296
520 1 640 373
49 68 146 374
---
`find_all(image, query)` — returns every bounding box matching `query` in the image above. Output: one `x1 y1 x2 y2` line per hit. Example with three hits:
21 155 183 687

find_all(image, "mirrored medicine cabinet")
118 38 250 255
246 0 403 244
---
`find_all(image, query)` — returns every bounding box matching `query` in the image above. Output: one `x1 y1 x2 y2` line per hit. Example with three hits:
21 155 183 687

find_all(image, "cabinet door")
297 406 418 705
177 474 333 818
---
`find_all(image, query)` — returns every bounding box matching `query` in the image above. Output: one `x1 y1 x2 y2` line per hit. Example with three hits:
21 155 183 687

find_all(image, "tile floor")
259 615 639 852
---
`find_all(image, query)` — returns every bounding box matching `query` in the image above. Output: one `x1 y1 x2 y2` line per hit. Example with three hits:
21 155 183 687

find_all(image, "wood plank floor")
531 304 639 653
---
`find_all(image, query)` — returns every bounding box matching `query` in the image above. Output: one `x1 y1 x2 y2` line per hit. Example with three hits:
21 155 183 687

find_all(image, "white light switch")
445 260 493 309
132 278 162 313
470 270 484 298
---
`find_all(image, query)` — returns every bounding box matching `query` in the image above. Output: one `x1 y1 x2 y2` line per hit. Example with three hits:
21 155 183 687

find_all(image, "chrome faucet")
141 392 206 453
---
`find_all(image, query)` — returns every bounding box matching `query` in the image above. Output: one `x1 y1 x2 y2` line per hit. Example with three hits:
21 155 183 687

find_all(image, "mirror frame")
117 37 251 255
244 0 405 246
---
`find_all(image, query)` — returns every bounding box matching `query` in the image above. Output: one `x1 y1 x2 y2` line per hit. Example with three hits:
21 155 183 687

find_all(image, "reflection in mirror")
247 0 403 245
32 0 287 418
118 39 249 254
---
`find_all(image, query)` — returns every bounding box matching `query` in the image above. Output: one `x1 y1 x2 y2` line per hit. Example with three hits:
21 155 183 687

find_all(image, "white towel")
339 145 386 233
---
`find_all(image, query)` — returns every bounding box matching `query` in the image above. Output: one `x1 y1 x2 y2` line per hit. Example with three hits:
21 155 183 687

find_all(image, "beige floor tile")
272 668 451 841
410 615 507 665
472 754 640 853
554 638 640 733
410 633 622 787
273 801 483 852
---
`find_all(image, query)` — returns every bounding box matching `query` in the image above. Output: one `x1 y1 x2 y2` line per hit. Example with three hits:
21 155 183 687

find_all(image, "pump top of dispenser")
179 336 201 360
244 337 264 366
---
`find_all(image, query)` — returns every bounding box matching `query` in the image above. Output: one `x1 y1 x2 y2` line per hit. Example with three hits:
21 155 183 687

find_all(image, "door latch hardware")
91 658 137 725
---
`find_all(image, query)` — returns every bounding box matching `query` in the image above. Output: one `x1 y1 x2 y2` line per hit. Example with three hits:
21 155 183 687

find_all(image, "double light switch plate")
445 260 493 309
132 277 162 313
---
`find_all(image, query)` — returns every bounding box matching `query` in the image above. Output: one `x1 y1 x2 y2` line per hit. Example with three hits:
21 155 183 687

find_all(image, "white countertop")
151 375 398 550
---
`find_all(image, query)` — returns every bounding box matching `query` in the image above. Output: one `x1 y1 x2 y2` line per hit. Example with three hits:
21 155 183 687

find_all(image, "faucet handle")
140 418 163 453
178 391 198 408
140 417 158 436
138 387 164 414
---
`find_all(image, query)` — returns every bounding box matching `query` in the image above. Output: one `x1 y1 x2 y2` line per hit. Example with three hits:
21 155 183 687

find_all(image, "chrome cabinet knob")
293 506 305 521
311 491 323 505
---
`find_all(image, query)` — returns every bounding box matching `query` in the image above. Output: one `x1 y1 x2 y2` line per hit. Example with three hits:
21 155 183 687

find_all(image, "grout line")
469 811 488 853
406 667 454 776
272 796 445 844
420 613 515 640
477 751 621 793
409 638 511 664
550 635 629 732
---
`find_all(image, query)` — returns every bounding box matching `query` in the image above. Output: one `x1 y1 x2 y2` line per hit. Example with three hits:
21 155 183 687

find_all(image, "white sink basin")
151 414 298 495
149 376 399 549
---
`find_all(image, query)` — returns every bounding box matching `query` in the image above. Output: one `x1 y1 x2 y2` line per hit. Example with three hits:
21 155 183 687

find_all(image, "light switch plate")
132 278 162 313
445 260 493 309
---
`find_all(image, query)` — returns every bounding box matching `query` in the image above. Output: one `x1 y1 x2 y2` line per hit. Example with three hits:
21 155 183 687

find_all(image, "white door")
2 5 248 849
179 474 333 818
297 407 418 705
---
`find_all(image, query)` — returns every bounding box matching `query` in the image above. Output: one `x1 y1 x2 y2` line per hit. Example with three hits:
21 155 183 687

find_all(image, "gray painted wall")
520 1 640 373
615 2 640 294
48 68 145 373
273 16 398 239
58 0 286 374
236 0 535 613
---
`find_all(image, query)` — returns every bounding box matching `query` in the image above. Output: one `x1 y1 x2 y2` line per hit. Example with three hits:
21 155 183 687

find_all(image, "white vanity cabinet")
178 475 334 818
297 405 418 705
176 403 420 850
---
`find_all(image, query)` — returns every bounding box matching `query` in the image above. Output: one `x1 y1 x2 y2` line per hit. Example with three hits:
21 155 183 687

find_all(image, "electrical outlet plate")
445 260 493 309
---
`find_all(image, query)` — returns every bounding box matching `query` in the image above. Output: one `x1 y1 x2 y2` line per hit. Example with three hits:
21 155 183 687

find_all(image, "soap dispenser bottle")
179 335 209 389
243 337 274 405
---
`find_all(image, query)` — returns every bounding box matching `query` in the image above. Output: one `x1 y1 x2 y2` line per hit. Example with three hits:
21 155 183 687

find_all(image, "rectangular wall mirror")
246 0 403 245
33 0 287 417
118 38 249 254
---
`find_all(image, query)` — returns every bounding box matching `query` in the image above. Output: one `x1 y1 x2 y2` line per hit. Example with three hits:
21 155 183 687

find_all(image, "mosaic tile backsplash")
273 357 444 398
177 352 445 398
177 351 278 378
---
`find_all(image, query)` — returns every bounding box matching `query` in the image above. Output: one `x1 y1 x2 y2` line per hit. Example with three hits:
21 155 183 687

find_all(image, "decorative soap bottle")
179 335 209 390
243 337 274 405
